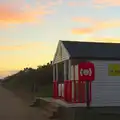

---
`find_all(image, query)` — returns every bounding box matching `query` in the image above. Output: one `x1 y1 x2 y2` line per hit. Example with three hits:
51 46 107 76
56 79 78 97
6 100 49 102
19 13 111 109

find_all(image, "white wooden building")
52 40 120 107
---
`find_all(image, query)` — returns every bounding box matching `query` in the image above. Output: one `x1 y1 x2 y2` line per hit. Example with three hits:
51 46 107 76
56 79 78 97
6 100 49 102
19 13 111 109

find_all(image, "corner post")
86 81 90 108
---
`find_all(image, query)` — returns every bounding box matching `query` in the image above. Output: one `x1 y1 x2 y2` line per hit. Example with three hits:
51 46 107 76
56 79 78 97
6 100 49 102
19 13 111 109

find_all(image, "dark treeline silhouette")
1 60 64 98
2 61 54 92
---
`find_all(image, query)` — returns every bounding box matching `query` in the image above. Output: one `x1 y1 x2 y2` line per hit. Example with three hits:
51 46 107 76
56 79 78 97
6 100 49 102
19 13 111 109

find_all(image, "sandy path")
0 86 47 120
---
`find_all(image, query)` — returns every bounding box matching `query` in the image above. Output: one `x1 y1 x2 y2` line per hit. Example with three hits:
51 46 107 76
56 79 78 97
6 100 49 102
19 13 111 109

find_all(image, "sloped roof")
61 40 120 59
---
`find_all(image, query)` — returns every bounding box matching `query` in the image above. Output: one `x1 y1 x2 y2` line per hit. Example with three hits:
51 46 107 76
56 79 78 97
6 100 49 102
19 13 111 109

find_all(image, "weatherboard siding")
71 65 74 80
53 41 69 64
90 60 120 107
53 42 62 64
61 43 70 62
75 65 78 80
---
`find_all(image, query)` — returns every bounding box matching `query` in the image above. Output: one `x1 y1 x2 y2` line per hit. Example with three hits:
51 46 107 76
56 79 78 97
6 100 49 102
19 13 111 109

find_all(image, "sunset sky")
0 0 120 78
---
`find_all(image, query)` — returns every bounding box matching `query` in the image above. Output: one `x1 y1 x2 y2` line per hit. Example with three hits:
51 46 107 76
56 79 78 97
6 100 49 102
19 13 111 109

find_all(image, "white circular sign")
80 68 92 76
83 69 89 76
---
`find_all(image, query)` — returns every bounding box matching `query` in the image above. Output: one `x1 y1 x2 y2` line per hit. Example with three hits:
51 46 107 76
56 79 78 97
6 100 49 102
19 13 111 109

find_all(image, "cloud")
0 37 20 43
72 17 93 23
68 1 88 6
0 39 56 52
0 4 51 24
46 0 62 6
0 70 19 78
0 0 62 25
94 19 120 30
0 41 42 51
72 17 95 34
93 0 120 7
72 28 93 34
68 0 120 8
86 37 120 43
72 19 120 34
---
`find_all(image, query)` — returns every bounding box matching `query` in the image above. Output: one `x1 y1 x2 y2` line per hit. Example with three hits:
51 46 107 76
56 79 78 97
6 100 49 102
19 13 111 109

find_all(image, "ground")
0 86 47 120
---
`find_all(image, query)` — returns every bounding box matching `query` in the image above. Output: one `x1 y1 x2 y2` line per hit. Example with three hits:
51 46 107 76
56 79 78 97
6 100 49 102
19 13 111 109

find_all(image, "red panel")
64 80 67 101
69 80 72 102
64 80 70 102
78 80 80 103
66 80 72 103
66 80 69 101
64 80 92 104
53 80 58 99
78 62 95 81
81 81 85 103
74 80 77 102
78 81 86 103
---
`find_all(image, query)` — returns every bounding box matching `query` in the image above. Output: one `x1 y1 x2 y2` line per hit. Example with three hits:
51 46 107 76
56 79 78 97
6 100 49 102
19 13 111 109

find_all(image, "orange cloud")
86 37 120 43
93 0 120 7
72 19 120 34
0 37 22 43
72 28 93 34
0 0 62 25
94 19 120 30
0 4 52 24
0 42 42 51
72 17 93 23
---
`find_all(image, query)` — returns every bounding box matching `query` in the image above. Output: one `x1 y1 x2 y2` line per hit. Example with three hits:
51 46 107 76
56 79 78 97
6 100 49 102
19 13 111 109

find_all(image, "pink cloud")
0 0 62 25
68 0 120 8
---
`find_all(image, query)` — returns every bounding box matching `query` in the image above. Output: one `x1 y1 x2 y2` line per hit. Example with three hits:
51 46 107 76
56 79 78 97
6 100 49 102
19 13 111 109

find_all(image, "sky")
0 0 120 78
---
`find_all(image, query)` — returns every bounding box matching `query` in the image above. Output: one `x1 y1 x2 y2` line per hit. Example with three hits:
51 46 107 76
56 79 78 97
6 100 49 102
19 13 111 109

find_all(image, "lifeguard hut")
52 40 120 107
52 40 95 105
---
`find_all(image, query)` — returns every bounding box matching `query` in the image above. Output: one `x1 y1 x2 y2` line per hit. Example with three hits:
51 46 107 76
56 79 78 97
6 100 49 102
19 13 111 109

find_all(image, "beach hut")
52 40 120 107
